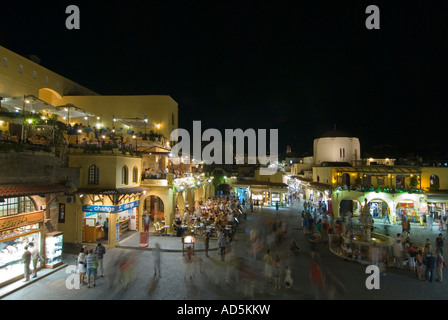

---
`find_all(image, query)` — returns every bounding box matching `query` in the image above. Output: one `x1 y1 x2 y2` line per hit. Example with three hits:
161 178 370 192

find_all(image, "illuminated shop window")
0 196 37 217
88 164 99 184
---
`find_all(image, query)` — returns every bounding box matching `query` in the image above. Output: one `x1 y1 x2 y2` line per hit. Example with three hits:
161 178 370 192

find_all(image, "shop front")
82 200 139 243
0 211 45 286
252 190 269 206
396 200 416 221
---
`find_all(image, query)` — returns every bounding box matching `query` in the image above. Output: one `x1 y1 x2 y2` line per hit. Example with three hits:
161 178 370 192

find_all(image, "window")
88 164 99 184
32 71 37 79
2 57 7 67
430 174 439 188
0 196 37 217
45 76 49 84
18 65 23 74
172 113 175 125
132 166 138 183
122 166 129 185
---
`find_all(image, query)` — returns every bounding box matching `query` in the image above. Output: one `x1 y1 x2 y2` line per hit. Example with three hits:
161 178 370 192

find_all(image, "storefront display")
82 200 139 243
44 232 63 268
0 211 44 286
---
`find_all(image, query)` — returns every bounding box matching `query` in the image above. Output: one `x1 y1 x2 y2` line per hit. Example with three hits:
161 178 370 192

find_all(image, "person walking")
435 233 444 255
416 249 424 280
143 213 150 232
393 239 404 269
22 245 31 282
219 233 228 262
436 248 444 282
77 247 87 285
424 238 432 256
273 254 282 290
284 265 293 289
94 242 106 277
204 232 210 257
85 249 97 288
104 218 109 240
263 249 273 282
28 242 43 278
153 242 161 276
425 251 436 282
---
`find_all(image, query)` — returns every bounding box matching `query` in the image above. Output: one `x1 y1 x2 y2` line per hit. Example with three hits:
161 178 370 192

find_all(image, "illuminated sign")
0 211 44 232
82 200 140 214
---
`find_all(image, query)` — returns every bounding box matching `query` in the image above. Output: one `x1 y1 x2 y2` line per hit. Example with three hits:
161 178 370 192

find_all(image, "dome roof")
319 129 353 138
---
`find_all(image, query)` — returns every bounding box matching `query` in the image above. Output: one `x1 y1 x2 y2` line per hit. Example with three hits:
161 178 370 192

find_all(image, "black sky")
1 0 448 158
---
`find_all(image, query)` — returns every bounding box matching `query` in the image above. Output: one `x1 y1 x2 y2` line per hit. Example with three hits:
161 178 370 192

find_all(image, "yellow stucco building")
0 45 216 248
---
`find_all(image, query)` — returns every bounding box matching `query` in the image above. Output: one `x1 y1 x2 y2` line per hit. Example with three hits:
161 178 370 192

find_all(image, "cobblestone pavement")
2 199 448 301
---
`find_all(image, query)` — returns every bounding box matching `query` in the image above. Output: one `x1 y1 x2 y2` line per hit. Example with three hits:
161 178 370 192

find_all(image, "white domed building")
313 130 361 166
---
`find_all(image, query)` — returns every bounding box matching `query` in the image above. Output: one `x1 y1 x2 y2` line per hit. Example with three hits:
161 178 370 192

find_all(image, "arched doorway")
144 195 165 223
368 198 389 218
339 199 362 216
341 173 350 188
395 199 416 222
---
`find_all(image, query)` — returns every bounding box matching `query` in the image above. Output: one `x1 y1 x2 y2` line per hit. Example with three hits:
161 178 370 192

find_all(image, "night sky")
2 1 448 159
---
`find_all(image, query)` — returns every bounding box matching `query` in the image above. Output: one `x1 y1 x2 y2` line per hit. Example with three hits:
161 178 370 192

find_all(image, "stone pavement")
1 200 448 300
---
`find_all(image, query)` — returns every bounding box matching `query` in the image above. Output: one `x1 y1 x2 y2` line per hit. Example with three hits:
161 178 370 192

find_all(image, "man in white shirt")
28 242 43 278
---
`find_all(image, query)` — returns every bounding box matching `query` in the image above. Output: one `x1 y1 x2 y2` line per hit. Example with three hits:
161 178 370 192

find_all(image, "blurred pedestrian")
263 249 273 282
22 245 31 282
204 232 210 257
153 242 161 276
309 259 324 299
416 249 424 280
273 254 282 290
220 234 229 261
284 265 293 289
143 213 150 232
424 238 432 256
436 248 444 282
393 239 404 269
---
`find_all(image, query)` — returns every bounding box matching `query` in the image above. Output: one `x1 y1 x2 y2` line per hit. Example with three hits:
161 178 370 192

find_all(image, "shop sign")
82 200 140 214
0 211 44 232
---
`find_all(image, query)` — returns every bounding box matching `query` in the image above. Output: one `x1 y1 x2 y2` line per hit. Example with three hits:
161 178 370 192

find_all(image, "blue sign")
82 200 140 214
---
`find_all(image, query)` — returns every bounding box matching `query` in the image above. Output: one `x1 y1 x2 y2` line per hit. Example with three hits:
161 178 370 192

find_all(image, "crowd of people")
173 198 244 241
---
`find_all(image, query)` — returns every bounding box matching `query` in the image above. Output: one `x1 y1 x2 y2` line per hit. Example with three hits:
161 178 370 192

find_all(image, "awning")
1 96 95 119
0 184 71 198
308 182 332 192
333 166 421 175
426 194 448 203
116 118 155 129
76 187 149 195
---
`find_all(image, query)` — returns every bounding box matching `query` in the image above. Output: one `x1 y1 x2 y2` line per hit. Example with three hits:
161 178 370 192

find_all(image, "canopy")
115 117 155 129
1 95 94 119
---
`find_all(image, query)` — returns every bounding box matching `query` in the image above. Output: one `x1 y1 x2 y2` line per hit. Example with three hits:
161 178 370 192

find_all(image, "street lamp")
144 116 148 135
133 135 137 151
